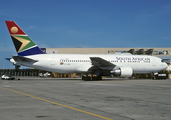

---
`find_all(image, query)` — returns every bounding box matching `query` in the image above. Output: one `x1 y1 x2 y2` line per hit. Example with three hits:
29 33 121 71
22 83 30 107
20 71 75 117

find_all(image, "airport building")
44 47 171 56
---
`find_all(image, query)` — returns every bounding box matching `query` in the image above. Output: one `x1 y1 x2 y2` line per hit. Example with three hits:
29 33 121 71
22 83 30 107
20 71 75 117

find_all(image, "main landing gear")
81 74 102 81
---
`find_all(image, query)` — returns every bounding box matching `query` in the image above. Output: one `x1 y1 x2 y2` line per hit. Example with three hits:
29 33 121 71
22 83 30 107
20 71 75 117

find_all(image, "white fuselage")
18 54 168 74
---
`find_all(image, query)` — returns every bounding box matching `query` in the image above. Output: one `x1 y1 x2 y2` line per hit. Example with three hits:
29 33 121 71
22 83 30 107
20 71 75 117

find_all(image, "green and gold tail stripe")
11 35 36 53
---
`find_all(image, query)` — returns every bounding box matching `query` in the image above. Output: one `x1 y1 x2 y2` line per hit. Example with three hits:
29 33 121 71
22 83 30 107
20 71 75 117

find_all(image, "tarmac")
0 77 171 120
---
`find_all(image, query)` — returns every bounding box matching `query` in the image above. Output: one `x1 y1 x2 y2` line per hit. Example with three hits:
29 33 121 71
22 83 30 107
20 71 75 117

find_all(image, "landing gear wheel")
82 75 91 81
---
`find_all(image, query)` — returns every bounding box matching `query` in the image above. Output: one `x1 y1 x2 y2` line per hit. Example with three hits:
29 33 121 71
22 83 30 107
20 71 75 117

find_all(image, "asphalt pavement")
0 78 171 120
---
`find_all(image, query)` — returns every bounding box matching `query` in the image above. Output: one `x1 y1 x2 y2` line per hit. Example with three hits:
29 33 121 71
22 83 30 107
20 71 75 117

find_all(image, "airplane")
5 21 168 80
125 49 135 54
125 49 153 55
136 49 145 55
145 49 153 55
135 49 154 55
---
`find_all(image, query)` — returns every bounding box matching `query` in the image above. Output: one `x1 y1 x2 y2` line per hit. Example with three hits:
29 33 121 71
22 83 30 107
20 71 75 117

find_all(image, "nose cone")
163 62 168 69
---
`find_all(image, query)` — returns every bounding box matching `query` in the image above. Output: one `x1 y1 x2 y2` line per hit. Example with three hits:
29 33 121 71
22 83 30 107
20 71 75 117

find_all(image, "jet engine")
110 67 133 77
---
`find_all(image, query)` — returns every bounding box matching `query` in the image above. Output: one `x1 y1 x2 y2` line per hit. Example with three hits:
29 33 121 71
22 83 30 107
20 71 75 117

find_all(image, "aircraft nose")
163 63 168 69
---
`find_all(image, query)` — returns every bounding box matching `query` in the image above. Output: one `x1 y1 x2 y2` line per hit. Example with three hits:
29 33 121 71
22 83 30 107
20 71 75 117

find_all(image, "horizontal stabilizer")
12 55 38 63
5 58 11 61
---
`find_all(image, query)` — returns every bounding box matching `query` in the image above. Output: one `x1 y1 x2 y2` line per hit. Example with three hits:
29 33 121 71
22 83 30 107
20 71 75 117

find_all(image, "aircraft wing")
12 55 38 63
161 59 171 64
159 56 171 64
90 57 116 71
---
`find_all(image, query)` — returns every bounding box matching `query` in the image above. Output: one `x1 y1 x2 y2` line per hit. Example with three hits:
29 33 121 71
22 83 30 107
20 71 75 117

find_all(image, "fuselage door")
152 59 156 66
51 58 55 65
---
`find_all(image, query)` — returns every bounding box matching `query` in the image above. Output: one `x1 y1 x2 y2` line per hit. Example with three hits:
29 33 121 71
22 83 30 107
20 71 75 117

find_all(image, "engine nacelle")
111 67 133 77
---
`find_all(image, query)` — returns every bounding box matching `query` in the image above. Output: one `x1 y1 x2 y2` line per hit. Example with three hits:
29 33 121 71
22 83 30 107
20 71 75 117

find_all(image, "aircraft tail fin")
5 21 45 56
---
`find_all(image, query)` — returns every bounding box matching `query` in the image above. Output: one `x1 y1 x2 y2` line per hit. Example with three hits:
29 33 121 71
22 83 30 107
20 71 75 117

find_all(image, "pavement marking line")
0 86 112 120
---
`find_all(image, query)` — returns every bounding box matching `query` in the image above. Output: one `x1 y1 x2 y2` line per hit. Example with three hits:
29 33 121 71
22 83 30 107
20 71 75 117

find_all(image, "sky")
0 0 171 68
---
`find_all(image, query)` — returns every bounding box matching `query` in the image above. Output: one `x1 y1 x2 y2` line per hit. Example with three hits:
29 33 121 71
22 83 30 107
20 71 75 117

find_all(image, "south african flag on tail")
5 21 45 56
